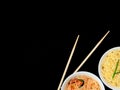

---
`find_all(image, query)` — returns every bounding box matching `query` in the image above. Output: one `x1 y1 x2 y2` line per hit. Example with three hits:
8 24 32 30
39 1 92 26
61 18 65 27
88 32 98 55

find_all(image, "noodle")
101 49 120 88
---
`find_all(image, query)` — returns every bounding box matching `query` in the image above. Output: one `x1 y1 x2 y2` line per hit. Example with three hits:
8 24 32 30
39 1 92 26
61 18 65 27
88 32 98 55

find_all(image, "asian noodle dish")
64 75 100 90
100 49 120 88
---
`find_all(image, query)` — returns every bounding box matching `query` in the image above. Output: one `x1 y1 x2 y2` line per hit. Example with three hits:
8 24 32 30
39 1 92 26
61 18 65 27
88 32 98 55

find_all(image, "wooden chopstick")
57 35 80 90
74 30 110 73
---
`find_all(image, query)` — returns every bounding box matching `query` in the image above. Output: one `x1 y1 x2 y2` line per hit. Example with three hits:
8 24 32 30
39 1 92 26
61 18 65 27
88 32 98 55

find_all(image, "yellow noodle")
101 49 120 88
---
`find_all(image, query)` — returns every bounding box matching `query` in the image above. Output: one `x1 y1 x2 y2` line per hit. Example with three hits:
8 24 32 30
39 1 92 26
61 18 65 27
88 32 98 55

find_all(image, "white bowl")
61 71 105 90
98 47 120 90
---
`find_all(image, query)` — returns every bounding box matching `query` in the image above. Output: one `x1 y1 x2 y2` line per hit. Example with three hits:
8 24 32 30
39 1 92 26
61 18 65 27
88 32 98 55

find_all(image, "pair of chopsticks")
57 31 110 90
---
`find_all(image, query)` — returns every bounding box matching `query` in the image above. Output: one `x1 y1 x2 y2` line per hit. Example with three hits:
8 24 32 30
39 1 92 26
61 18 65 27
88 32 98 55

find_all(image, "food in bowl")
98 47 120 89
65 75 100 90
61 71 105 90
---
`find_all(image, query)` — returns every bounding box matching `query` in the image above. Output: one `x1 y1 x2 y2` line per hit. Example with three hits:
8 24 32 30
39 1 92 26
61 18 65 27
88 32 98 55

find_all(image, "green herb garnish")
116 71 120 74
78 79 84 88
112 59 120 79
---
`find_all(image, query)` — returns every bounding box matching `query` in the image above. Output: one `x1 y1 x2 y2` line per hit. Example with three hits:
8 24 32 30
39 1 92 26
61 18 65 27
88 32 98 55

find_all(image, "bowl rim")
98 46 120 90
61 71 105 90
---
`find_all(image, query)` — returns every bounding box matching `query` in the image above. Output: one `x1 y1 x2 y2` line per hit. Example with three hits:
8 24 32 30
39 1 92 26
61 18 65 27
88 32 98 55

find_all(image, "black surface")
24 8 120 90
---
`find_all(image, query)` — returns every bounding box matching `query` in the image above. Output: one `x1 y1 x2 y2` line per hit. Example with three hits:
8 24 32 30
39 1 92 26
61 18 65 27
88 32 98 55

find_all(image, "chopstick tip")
108 30 110 33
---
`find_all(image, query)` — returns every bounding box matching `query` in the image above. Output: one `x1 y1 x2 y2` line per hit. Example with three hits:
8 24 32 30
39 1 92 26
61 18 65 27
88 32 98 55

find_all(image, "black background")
24 5 120 90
